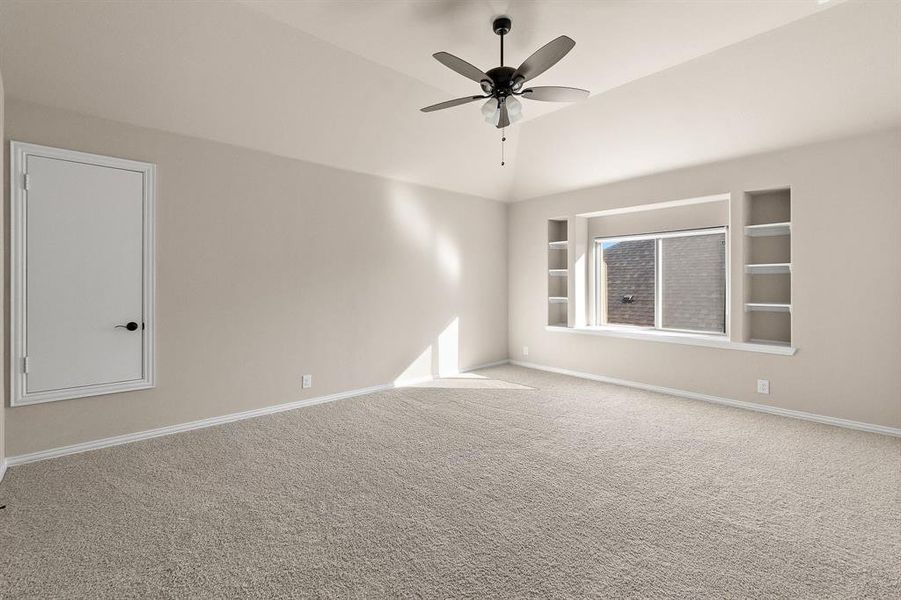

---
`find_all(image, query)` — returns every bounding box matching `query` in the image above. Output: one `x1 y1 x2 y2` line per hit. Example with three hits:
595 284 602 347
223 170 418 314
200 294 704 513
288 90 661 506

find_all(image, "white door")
11 142 155 405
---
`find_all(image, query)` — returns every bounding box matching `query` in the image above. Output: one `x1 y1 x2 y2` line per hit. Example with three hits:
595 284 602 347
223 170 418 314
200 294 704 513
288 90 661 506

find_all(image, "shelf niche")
744 189 792 346
548 219 569 326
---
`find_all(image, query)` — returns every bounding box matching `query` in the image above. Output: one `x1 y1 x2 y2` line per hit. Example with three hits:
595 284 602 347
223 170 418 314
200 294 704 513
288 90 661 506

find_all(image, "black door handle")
115 321 140 331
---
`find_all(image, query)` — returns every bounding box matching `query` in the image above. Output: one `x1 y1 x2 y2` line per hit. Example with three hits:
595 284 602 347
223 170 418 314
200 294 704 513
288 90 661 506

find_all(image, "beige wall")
3 99 898 459
509 129 901 429
4 99 508 456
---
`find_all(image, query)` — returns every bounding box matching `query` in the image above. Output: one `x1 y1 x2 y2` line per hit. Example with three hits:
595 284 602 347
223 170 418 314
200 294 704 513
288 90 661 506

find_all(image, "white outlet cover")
523 346 529 356
302 374 312 389
757 379 770 394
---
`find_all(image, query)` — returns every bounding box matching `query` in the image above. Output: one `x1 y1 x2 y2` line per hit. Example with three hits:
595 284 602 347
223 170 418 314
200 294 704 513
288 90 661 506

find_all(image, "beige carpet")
1 365 898 599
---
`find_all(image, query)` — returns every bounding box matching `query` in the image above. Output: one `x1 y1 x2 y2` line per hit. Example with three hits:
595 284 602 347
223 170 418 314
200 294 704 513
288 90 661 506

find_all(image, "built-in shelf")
745 189 792 346
745 222 791 237
548 219 569 327
745 302 791 313
745 263 791 275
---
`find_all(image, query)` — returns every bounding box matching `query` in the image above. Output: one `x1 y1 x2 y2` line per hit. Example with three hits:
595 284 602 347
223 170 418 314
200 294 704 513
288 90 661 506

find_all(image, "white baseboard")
4 358 512 469
0 459 7 483
6 382 394 468
14 355 890 471
510 360 901 438
462 359 510 371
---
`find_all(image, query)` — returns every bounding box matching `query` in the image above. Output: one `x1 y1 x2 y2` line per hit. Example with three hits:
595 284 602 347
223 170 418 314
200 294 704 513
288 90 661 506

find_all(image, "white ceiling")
240 0 839 122
513 0 901 199
1 0 898 201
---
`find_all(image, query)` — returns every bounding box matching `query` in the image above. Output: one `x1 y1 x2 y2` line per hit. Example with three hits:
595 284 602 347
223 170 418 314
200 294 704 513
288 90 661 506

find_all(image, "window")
595 228 726 334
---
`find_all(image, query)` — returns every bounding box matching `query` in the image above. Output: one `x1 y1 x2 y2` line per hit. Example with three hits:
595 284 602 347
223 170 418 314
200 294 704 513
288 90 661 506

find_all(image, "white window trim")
594 227 729 336
545 325 796 356
10 141 157 406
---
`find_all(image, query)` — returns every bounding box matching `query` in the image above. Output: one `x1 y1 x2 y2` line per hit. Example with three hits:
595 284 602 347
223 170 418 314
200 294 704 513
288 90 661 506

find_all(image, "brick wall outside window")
603 239 656 327
661 234 726 333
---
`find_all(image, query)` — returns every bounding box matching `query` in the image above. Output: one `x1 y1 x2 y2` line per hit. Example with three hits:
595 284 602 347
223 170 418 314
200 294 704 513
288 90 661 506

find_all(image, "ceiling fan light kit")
421 16 590 165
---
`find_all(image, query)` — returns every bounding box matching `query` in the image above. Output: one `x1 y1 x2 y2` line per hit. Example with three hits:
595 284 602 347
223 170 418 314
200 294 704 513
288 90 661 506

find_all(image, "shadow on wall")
386 187 463 385
388 187 461 284
394 317 460 385
393 317 528 390
384 185 510 390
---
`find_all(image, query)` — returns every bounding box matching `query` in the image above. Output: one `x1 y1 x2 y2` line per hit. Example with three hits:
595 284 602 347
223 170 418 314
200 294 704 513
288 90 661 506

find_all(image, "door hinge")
23 173 31 191
23 356 30 373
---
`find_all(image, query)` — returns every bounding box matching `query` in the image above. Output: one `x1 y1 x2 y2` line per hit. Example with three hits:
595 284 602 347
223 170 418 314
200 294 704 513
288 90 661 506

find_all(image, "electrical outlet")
757 379 770 395
522 346 529 357
302 374 312 389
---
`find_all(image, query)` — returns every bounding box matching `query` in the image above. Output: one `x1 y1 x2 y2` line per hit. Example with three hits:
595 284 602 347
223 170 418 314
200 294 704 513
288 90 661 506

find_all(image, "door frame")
10 141 156 406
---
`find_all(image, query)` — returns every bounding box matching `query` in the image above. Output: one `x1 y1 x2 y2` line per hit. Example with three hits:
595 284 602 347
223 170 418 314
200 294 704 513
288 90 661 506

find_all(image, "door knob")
115 321 140 331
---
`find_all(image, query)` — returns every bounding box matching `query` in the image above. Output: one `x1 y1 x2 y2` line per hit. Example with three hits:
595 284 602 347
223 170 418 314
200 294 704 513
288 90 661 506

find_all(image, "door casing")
10 141 156 406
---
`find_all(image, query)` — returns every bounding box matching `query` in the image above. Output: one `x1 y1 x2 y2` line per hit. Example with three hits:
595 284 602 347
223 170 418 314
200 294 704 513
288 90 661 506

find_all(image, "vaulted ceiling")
1 0 899 201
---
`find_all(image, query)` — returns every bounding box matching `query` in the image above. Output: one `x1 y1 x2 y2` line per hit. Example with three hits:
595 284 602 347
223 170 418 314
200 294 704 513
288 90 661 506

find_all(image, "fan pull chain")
501 128 506 166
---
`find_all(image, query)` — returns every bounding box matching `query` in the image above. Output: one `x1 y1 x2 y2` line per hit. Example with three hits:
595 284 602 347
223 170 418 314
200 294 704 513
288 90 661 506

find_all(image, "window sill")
545 325 797 355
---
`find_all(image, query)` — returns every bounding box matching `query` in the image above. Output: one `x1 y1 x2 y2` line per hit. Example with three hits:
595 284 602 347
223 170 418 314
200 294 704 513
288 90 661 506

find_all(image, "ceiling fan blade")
420 95 485 113
497 101 510 128
512 36 576 84
433 52 492 86
520 86 590 102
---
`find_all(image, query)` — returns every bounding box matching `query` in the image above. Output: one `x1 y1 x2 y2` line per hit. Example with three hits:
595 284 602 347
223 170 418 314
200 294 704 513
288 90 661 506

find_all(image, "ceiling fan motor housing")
489 18 523 96
486 66 519 98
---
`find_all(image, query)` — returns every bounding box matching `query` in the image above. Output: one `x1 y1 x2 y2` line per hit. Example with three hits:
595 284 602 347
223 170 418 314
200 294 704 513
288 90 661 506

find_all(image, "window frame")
594 226 729 337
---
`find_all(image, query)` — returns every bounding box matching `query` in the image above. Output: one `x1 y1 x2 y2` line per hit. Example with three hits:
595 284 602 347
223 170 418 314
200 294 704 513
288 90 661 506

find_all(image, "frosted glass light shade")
481 99 499 126
506 96 523 124
481 97 524 127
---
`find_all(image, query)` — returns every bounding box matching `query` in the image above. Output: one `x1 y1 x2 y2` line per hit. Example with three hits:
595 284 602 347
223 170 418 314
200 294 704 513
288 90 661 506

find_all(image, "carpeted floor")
1 365 899 599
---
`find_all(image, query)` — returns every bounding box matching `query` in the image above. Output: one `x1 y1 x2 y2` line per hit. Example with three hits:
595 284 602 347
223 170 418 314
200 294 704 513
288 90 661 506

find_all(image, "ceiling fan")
421 16 590 129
